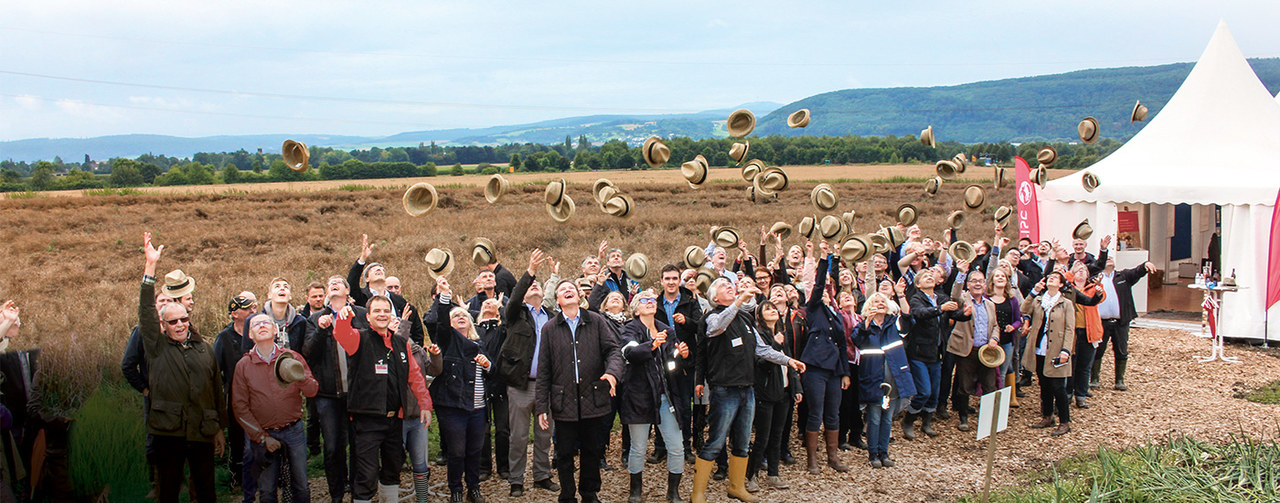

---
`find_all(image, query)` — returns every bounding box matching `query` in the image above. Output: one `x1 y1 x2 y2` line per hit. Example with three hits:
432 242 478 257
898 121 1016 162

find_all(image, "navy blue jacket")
800 256 849 377
430 297 488 411
853 315 917 405
619 319 682 425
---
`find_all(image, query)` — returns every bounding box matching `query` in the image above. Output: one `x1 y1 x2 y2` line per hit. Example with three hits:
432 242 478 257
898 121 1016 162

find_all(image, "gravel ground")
259 327 1280 502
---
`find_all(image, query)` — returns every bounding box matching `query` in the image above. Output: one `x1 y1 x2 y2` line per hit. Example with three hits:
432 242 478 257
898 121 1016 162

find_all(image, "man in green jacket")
138 232 227 503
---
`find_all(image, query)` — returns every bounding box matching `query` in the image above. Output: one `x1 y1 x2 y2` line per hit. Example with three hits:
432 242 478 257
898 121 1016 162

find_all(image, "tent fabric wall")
1219 203 1274 340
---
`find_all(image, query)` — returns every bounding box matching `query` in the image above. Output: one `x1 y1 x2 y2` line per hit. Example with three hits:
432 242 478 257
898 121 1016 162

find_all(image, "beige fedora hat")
601 193 634 218
868 232 891 254
472 238 497 267
684 245 707 269
924 176 942 197
947 210 965 229
727 109 756 138
713 227 740 248
963 185 986 211
994 206 1014 230
770 221 793 240
841 210 856 230
274 352 306 388
624 253 648 280
993 166 1010 189
797 216 818 240
1073 219 1093 241
949 241 976 263
884 225 906 248
423 248 456 280
811 184 838 212
162 269 196 299
282 139 310 172
1078 116 1100 144
841 236 871 263
787 109 811 128
953 153 968 173
936 160 959 180
402 182 438 217
682 156 709 186
819 215 844 240
1032 166 1048 188
544 178 567 207
643 137 671 168
729 141 750 164
1037 146 1057 168
757 166 789 193
978 344 1006 368
485 174 510 204
694 268 717 294
546 194 575 223
920 125 936 148
741 159 764 183
592 178 618 204
1131 100 1148 122
896 203 918 227
1081 172 1100 193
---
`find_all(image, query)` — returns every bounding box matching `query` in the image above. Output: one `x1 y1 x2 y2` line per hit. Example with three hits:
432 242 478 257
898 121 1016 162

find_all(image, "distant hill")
754 59 1280 142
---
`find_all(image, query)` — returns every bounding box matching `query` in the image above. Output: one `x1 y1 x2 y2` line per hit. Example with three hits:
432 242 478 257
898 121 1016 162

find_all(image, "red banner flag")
1014 156 1040 243
1266 189 1280 310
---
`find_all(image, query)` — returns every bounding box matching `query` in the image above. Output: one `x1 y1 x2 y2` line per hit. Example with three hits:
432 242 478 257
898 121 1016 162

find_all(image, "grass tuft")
1241 380 1280 404
336 184 378 192
5 191 43 199
82 187 142 197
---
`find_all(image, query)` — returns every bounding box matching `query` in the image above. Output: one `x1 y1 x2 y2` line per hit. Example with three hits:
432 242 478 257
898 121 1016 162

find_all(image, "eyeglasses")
250 320 274 329
164 317 190 326
638 298 657 304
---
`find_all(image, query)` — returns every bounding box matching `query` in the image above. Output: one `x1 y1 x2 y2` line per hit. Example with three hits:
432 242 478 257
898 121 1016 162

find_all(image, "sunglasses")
250 320 274 329
164 317 190 326
638 297 657 304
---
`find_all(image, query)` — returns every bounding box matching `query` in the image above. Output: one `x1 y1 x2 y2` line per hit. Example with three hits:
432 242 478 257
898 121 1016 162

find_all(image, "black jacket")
477 319 507 397
429 298 489 411
619 319 683 425
800 256 850 376
121 325 149 394
754 321 801 403
906 290 969 363
534 309 624 422
658 288 705 373
212 322 247 402
696 303 760 388
496 272 548 389
302 305 369 399
240 306 308 354
1103 264 1151 325
492 263 518 299
347 260 425 345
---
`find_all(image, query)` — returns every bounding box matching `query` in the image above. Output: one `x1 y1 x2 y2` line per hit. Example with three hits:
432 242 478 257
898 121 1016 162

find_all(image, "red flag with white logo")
1014 156 1040 243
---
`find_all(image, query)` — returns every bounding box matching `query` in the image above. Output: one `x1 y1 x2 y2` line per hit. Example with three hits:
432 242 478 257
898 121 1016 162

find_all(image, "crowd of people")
115 218 1157 503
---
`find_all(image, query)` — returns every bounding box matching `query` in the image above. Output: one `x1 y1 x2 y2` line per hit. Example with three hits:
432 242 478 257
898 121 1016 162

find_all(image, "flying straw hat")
592 178 617 204
643 137 671 168
896 204 918 227
713 227 740 248
936 160 959 180
742 159 764 182
402 182 438 217
868 232 891 254
841 210 856 230
924 176 942 197
883 225 906 248
797 216 817 239
840 236 871 263
624 253 648 280
1073 219 1093 241
682 155 709 186
953 153 968 173
994 206 1014 230
282 139 310 172
472 238 497 267
949 241 976 263
544 178 567 206
993 166 1010 189
274 352 306 388
978 344 1006 368
819 215 844 240
963 185 986 211
423 248 456 279
1131 100 1148 122
757 166 788 193
546 194 575 223
1032 166 1048 188
1081 172 1100 193
727 109 756 138
770 221 792 240
694 268 717 294
601 193 634 218
787 109 811 128
920 125 936 148
811 184 838 212
684 245 707 269
1078 116 1100 144
485 174 510 204
729 141 750 164
947 210 965 229
1037 146 1058 167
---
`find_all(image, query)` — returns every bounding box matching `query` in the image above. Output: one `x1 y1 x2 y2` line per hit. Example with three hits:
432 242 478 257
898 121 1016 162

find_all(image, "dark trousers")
1036 356 1070 423
249 420 310 503
227 412 256 500
350 414 404 500
838 374 862 444
306 399 321 453
801 367 842 431
782 401 796 456
482 392 510 475
674 370 694 451
1070 329 1097 397
438 406 487 493
553 415 610 503
953 350 998 409
313 396 350 502
1096 320 1130 362
746 398 788 477
936 351 958 413
152 436 216 503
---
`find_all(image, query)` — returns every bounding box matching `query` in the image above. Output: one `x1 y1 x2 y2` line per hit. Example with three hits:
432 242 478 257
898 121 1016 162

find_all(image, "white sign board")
976 386 1011 440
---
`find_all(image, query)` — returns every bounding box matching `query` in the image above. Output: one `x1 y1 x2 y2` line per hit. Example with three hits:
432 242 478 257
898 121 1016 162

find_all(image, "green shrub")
69 384 149 500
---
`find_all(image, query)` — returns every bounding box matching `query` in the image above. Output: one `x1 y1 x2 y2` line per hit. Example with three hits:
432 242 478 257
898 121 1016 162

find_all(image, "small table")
1188 284 1242 363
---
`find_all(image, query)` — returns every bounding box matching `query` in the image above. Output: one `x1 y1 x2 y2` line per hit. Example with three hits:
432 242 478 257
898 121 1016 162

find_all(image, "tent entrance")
1143 203 1220 314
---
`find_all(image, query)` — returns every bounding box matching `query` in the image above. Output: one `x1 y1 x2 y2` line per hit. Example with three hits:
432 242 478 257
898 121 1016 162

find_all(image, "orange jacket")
1073 283 1105 343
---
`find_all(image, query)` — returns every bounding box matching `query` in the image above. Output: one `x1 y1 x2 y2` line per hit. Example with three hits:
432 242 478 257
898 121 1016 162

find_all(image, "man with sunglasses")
214 292 259 498
137 232 226 503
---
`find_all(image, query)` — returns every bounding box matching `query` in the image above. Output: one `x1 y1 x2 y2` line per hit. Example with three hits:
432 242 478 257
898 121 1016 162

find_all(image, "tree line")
0 135 1121 192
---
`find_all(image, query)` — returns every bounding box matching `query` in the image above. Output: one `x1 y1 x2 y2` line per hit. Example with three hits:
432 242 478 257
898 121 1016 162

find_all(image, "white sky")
0 1 1277 140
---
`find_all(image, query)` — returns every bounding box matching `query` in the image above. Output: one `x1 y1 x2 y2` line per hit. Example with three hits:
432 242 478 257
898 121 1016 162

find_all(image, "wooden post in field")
977 387 1010 503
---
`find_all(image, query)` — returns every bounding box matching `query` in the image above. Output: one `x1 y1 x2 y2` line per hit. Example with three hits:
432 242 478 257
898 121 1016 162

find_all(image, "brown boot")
824 429 850 473
1052 422 1072 437
1030 416 1055 429
725 455 759 502
690 457 713 503
804 431 821 474
1006 373 1020 408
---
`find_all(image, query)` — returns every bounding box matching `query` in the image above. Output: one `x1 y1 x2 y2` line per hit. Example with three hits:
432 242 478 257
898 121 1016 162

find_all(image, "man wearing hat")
302 276 367 503
347 234 425 345
136 233 227 503
943 270 998 432
214 292 259 497
233 312 319 503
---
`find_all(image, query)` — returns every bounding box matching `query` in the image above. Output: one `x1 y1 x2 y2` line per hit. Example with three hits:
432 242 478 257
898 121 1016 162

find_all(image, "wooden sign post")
977 386 1011 503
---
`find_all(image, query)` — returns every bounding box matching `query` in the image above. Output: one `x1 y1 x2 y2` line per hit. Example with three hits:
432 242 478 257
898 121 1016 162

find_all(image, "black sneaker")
478 471 492 482
509 484 524 497
467 488 486 503
498 470 510 480
450 491 464 503
533 478 560 492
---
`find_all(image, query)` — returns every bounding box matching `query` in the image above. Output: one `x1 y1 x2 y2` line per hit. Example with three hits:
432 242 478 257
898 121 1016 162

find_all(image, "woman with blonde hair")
431 276 493 503
986 268 1023 405
852 292 915 468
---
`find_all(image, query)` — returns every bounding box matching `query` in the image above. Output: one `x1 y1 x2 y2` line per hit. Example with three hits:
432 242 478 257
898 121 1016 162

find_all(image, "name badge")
730 337 743 348
375 362 389 375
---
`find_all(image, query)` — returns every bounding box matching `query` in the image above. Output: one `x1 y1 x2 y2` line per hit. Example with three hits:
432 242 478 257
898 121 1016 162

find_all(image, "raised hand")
598 240 609 259
1101 235 1113 250
436 276 452 297
528 249 545 276
359 233 375 263
143 232 164 264
427 344 441 355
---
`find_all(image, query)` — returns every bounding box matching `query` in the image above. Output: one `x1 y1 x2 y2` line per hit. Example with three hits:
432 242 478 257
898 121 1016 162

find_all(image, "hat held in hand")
949 240 976 263
274 352 306 388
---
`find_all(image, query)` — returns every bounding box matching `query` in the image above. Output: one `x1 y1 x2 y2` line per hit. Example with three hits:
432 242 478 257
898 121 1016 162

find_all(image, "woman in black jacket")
475 298 510 482
619 290 689 503
587 281 630 470
431 277 493 503
745 300 801 493
799 252 851 474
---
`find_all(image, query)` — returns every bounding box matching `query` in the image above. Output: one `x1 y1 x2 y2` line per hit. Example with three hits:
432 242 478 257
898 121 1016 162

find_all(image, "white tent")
1038 21 1280 341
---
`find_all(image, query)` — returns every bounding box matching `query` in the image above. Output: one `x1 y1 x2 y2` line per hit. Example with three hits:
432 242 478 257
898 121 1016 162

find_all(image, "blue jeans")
249 420 310 503
313 396 349 501
699 385 754 460
626 393 685 474
801 367 842 431
862 398 900 458
1000 342 1015 376
403 416 430 473
907 359 941 413
437 407 487 493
